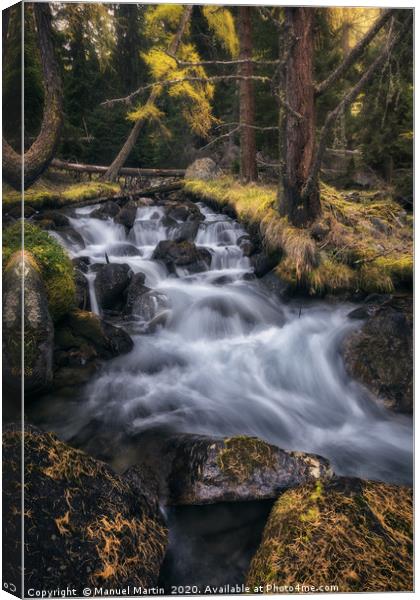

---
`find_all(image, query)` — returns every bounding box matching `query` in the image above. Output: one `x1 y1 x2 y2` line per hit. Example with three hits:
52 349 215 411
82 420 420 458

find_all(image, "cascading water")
33 199 413 486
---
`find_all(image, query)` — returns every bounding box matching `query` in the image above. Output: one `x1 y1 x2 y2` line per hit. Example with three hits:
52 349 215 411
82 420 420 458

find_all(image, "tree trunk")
103 6 192 182
2 3 63 190
280 8 320 227
238 7 257 183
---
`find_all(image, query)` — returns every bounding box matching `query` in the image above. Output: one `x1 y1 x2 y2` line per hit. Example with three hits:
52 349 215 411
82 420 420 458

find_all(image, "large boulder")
94 263 132 311
3 252 54 395
342 297 413 413
3 425 168 595
185 157 222 181
165 435 333 505
247 477 413 593
165 200 204 223
153 240 211 274
91 201 120 220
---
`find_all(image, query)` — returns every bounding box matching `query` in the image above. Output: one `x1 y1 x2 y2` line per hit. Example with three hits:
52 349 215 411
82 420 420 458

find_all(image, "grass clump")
185 177 412 295
246 478 413 592
3 180 120 211
3 222 75 320
217 435 277 483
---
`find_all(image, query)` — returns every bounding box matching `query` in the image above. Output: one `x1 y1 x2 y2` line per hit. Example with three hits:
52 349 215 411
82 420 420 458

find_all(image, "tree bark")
238 7 257 183
103 5 192 182
2 3 63 190
280 8 319 227
51 159 185 177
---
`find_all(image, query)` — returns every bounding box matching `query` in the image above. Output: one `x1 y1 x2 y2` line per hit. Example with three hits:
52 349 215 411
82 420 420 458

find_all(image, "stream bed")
28 195 413 587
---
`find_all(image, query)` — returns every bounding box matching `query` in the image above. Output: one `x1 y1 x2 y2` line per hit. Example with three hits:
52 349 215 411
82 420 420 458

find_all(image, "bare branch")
315 8 393 96
198 126 241 151
165 51 279 68
101 75 271 109
215 122 279 132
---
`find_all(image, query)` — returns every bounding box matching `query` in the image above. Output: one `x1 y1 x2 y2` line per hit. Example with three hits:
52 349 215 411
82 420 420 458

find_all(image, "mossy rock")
2 424 168 595
3 222 76 321
3 252 54 395
246 477 413 593
165 434 333 505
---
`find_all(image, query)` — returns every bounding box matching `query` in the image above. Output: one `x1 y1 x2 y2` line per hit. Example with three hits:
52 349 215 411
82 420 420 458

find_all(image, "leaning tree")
2 3 63 190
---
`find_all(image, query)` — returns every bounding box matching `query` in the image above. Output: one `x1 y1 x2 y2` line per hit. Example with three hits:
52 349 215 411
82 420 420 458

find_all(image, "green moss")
217 435 277 483
3 181 120 211
3 222 76 320
185 177 413 296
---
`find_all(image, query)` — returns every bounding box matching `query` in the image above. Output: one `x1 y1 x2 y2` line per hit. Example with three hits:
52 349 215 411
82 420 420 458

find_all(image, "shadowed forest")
2 3 413 597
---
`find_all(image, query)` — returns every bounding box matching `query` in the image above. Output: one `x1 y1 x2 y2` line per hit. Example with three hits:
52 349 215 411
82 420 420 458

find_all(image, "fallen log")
50 158 185 178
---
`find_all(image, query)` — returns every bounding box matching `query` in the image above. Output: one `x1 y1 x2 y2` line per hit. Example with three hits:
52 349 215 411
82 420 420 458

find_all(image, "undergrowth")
185 177 413 295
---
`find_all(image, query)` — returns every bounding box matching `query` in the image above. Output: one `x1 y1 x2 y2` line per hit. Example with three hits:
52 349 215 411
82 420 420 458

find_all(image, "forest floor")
185 177 413 296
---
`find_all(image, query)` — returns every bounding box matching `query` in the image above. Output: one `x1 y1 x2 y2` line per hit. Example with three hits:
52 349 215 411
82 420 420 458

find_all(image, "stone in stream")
171 219 200 243
153 240 211 275
74 269 91 311
91 200 120 220
72 256 90 273
164 200 205 223
94 263 133 311
34 210 70 229
342 296 413 413
55 227 85 251
107 243 142 257
114 200 137 229
3 424 168 595
164 435 333 505
250 252 279 278
246 477 413 593
237 234 255 257
3 251 54 396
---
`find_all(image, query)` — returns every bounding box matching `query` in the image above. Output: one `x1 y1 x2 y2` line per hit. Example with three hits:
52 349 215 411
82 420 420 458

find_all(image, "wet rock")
342 298 413 413
153 240 211 274
130 289 169 323
185 157 222 181
145 309 172 333
115 200 137 229
72 256 90 273
124 272 149 314
91 201 120 220
171 220 200 242
251 253 279 278
237 235 254 257
247 477 413 593
3 424 168 595
3 252 54 395
260 271 289 299
94 263 132 311
35 210 70 228
165 435 333 505
107 243 142 257
165 200 204 223
7 204 37 219
74 269 91 311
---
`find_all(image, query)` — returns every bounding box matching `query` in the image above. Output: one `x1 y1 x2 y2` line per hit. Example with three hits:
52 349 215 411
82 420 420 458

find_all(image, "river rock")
164 435 333 505
124 272 149 314
185 157 222 181
247 477 413 593
3 424 168 595
3 252 54 396
91 200 120 220
94 263 132 311
35 210 70 229
72 256 90 273
171 219 200 242
56 227 85 251
115 200 137 229
165 200 204 223
153 240 211 274
342 297 413 413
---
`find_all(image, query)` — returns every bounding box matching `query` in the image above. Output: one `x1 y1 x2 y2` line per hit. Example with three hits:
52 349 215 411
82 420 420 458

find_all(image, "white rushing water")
47 199 412 484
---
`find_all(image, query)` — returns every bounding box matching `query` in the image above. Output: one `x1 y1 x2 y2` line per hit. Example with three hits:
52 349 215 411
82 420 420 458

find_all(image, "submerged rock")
107 243 142 257
94 263 132 311
247 477 413 593
3 252 54 396
185 157 222 181
153 240 211 274
343 297 413 413
3 424 168 595
165 435 333 505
